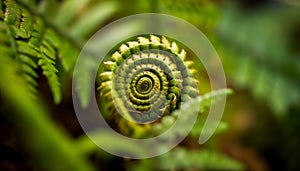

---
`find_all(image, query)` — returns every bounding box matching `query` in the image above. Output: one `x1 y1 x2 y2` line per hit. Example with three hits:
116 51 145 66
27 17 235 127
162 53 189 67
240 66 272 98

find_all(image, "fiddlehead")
97 35 199 136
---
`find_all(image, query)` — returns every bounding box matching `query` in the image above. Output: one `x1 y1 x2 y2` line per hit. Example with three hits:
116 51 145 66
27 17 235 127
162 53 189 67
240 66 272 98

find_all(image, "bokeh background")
0 0 299 170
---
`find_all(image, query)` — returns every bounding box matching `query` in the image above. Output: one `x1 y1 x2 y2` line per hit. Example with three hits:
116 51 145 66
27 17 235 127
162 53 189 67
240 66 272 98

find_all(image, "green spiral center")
136 77 153 94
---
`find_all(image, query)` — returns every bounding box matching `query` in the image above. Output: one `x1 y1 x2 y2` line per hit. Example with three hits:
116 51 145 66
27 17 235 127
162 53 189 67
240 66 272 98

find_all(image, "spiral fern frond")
97 35 199 136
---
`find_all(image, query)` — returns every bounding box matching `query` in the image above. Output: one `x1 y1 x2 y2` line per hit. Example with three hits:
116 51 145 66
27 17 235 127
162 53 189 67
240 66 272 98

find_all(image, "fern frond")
38 51 61 104
44 29 80 71
19 55 37 69
225 50 300 115
33 31 62 104
24 17 62 103
217 6 300 116
2 1 62 103
1 0 120 105
129 147 244 171
16 40 39 96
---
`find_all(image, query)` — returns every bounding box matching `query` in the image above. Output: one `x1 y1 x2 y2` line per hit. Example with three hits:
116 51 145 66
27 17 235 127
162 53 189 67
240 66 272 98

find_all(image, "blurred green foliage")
0 0 299 171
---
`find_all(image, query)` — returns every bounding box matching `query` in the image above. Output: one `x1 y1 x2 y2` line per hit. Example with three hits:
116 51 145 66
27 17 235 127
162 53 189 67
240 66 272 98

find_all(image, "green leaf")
23 73 38 87
44 29 79 71
20 10 34 38
38 52 62 104
28 17 45 47
20 55 39 69
41 39 56 60
21 63 38 78
16 40 39 56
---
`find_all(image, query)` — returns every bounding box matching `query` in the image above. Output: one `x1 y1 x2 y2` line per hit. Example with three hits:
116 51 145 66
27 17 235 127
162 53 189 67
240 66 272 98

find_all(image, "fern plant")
216 3 300 116
0 0 247 170
0 0 118 170
0 0 118 104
